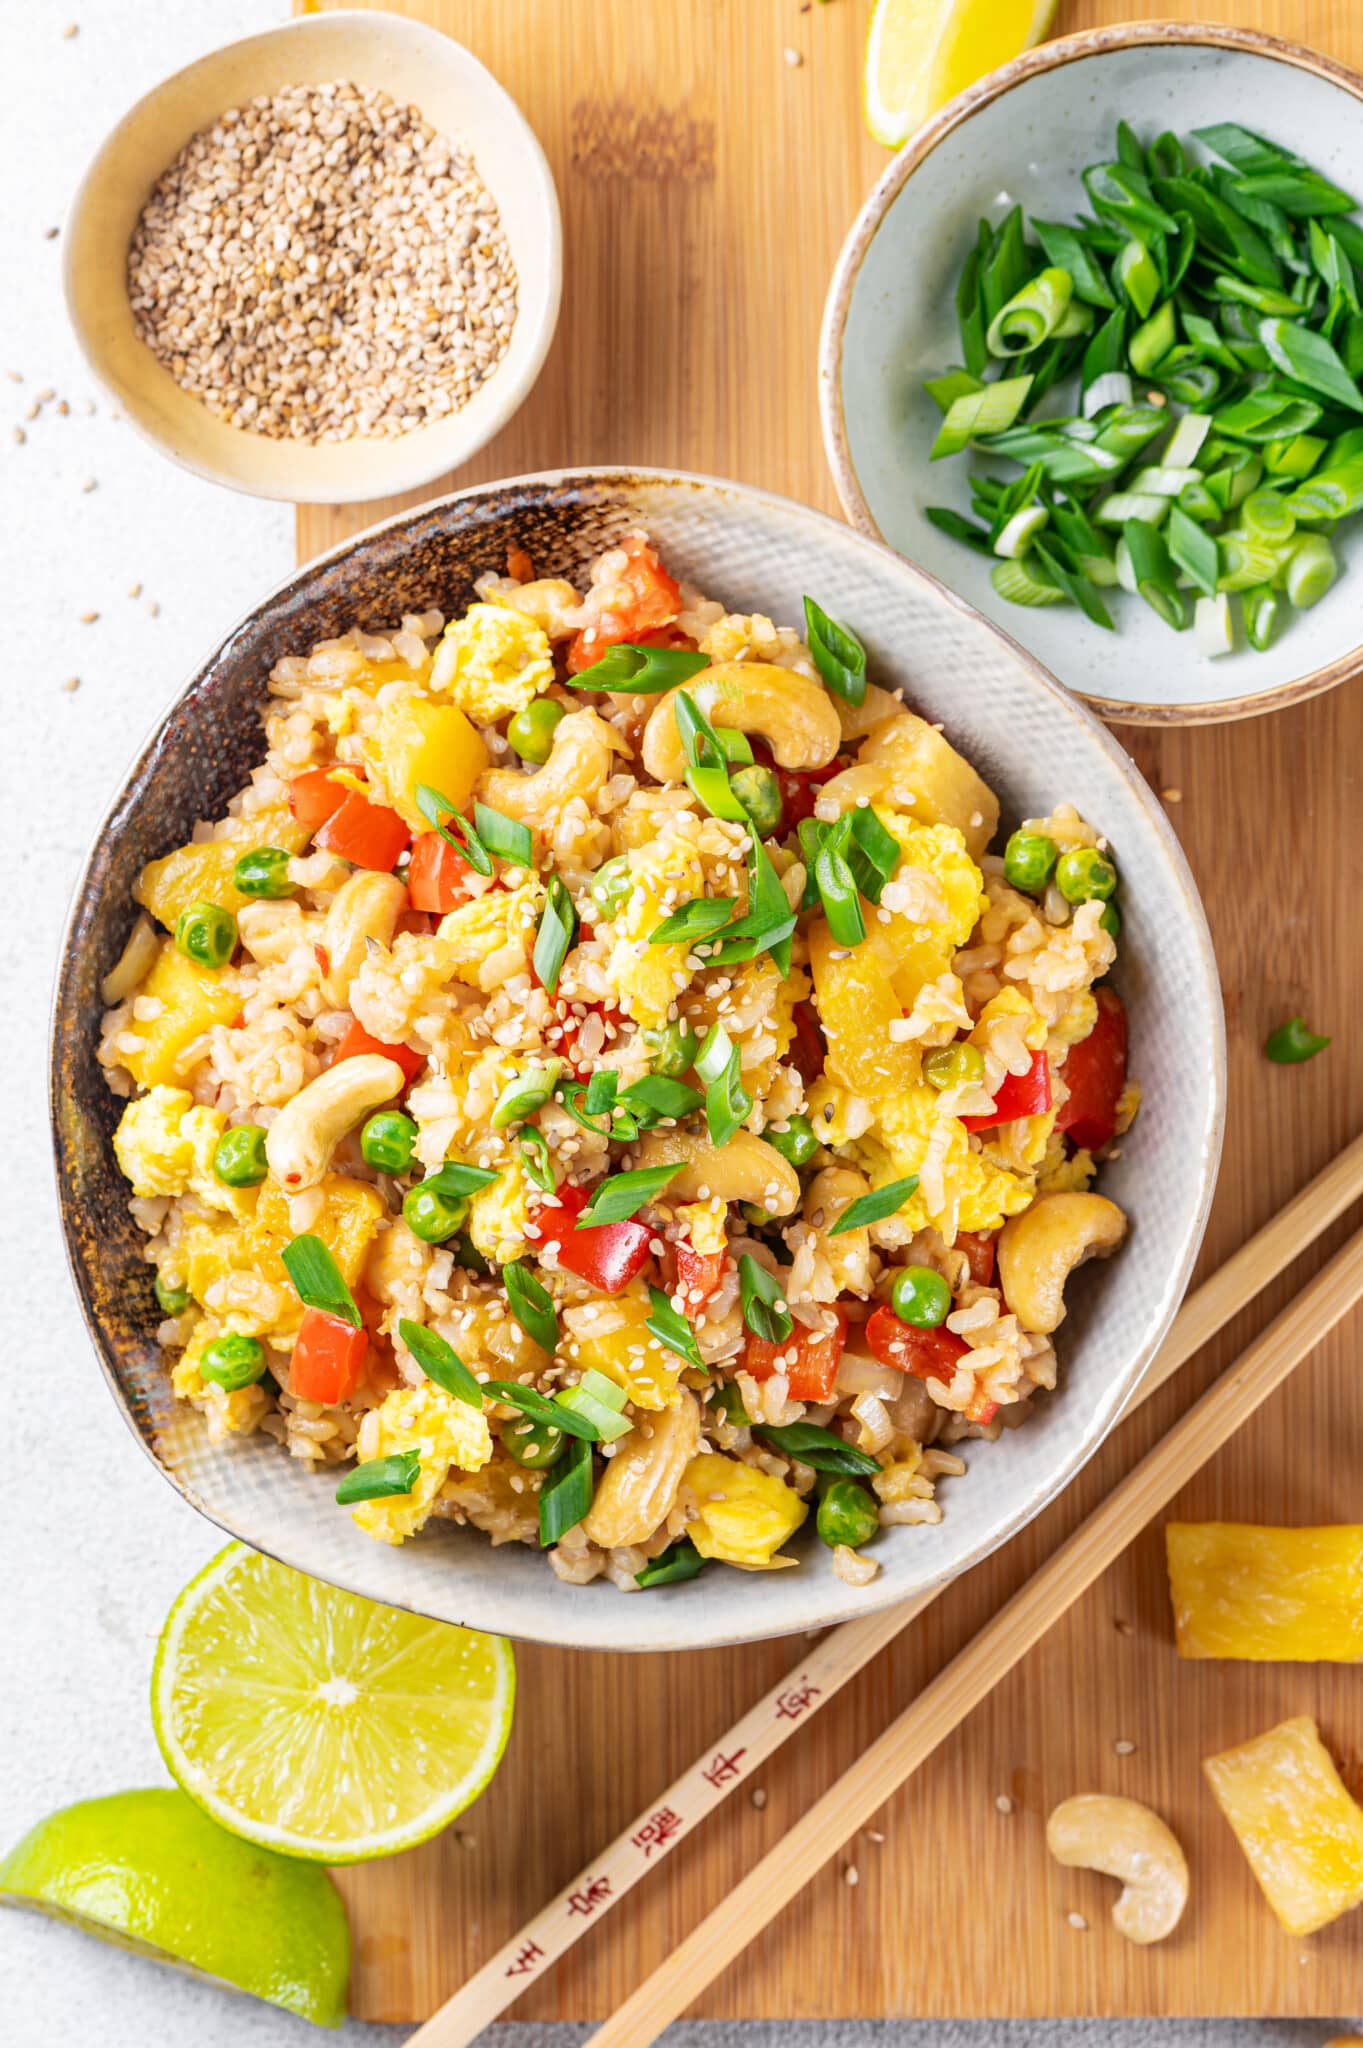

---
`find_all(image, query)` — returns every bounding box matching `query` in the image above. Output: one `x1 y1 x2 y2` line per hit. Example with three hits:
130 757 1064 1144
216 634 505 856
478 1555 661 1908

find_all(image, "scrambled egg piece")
865 818 986 1008
1037 1129 1096 1194
1049 987 1098 1053
113 1086 251 1218
351 1382 493 1544
805 1074 875 1148
430 603 555 724
860 1084 1034 1238
604 829 706 1030
178 1175 384 1338
438 878 545 993
676 1197 727 1256
683 1454 807 1569
971 986 1048 1055
466 1153 536 1265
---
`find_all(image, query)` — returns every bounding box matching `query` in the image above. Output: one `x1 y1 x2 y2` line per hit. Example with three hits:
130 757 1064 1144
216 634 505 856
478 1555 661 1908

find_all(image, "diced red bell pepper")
332 1015 425 1085
289 767 352 835
751 742 843 833
867 1307 999 1424
567 538 683 674
743 1308 849 1405
527 1183 654 1295
316 790 411 872
959 1049 1053 1131
290 1307 369 1404
675 1238 727 1307
790 1000 826 1086
1055 987 1128 1153
407 830 477 913
956 1231 997 1287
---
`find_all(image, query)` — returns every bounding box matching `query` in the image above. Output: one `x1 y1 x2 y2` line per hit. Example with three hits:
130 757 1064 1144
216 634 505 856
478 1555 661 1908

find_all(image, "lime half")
152 1543 515 1863
0 1788 350 2027
863 0 1058 148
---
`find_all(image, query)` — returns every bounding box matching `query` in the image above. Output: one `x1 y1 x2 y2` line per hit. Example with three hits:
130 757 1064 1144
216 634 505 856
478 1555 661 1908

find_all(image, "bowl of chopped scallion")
821 22 1363 722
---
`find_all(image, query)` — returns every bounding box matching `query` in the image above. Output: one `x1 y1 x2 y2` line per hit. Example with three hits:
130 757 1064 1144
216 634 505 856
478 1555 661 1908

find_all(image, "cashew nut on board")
1046 1794 1189 1945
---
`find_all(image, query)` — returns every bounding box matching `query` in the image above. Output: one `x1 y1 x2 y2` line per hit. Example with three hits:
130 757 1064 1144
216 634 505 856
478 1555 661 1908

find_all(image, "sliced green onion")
555 1381 631 1443
649 897 737 946
991 556 1066 607
1115 239 1161 319
484 1378 599 1442
1264 432 1327 480
1161 412 1212 469
717 726 755 766
930 375 1034 458
415 785 493 874
924 506 994 554
1151 174 1283 291
695 1021 753 1148
581 645 709 693
1244 585 1281 650
582 1070 618 1117
518 1126 556 1194
1096 491 1171 528
1127 465 1204 498
1214 388 1323 444
645 1284 706 1371
1083 162 1179 240
827 1175 920 1236
1212 273 1303 318
1166 505 1220 597
844 805 902 903
738 1254 792 1345
280 1234 361 1328
538 1434 594 1547
421 1160 501 1201
532 875 576 996
803 597 868 707
1124 518 1188 629
1240 488 1296 544
576 1163 680 1227
1265 1015 1331 1063
1081 307 1129 393
1287 456 1363 523
1217 533 1291 592
397 1318 483 1407
1033 220 1117 309
1129 300 1178 376
503 1261 558 1355
985 266 1074 357
685 763 750 824
1285 532 1338 608
753 1420 879 1479
1160 359 1222 406
1259 316 1363 413
1177 477 1221 523
1194 593 1235 657
491 1061 562 1130
924 368 983 413
956 223 990 380
636 1540 706 1589
336 1453 419 1505
1082 369 1134 417
813 814 867 946
472 803 533 868
993 505 1049 557
1031 544 1115 629
979 205 1031 329
616 1074 704 1123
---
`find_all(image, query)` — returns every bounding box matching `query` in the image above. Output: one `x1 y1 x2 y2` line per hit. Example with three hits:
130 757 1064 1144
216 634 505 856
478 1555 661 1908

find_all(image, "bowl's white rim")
60 8 563 506
53 464 1226 1652
819 18 1363 727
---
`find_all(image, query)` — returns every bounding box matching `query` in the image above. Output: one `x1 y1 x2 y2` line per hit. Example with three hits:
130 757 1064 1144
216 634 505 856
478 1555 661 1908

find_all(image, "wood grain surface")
296 0 1363 2022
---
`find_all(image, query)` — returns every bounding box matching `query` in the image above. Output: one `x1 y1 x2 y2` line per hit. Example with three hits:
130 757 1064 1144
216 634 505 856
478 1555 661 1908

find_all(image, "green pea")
501 1413 565 1470
922 1043 985 1091
739 1200 770 1229
213 1124 268 1188
154 1273 191 1316
507 697 566 765
590 854 634 921
174 899 237 970
361 1110 419 1176
1100 900 1121 940
403 1182 469 1244
890 1264 952 1329
728 764 783 838
199 1333 267 1392
645 1019 698 1079
1003 829 1058 896
816 1479 880 1551
232 847 295 900
764 1113 819 1168
1056 846 1117 905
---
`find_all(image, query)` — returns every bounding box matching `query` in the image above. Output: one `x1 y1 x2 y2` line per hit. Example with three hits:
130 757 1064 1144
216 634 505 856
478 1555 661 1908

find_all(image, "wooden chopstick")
587 1223 1363 2048
409 1132 1363 2048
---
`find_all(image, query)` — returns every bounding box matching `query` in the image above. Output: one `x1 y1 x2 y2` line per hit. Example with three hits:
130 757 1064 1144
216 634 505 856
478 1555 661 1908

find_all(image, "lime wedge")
863 0 1058 148
0 1788 350 2027
151 1543 515 1863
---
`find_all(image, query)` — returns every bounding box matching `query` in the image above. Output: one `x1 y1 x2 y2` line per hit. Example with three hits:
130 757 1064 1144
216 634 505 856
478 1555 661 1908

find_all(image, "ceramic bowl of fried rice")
52 469 1224 1651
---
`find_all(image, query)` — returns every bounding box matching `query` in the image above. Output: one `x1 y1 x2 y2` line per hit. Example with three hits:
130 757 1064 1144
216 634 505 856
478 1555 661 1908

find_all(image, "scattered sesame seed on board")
63 21 79 37
79 610 99 624
866 1828 885 1844
1161 787 1183 804
1114 1616 1135 1637
783 46 803 66
750 1787 767 1810
127 583 142 599
1067 1911 1088 1931
36 388 54 402
5 370 21 383
1114 1738 1136 1756
12 427 24 445
843 1864 859 1887
995 1793 1014 1815
62 677 81 694
81 478 96 493
146 600 160 617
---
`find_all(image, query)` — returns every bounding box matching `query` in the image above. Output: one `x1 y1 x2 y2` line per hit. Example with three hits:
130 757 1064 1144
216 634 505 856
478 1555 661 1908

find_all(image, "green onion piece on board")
1265 1016 1331 1064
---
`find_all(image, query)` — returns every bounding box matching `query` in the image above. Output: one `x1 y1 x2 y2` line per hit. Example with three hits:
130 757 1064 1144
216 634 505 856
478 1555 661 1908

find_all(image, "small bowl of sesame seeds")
62 9 561 503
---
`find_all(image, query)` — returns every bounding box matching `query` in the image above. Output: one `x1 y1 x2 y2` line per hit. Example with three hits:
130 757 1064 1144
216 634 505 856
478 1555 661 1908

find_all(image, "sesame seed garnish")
1113 1738 1136 1756
62 676 82 694
79 609 98 624
751 1787 767 1809
1067 1911 1088 1931
843 1863 859 1887
995 1794 1013 1815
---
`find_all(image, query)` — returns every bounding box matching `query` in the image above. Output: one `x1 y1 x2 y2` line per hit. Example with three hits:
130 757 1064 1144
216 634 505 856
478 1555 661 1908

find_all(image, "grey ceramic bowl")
52 468 1224 1651
821 22 1363 724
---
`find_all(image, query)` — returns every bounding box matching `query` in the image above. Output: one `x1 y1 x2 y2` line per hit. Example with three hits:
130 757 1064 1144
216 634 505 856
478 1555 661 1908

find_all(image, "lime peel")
151 1542 515 1863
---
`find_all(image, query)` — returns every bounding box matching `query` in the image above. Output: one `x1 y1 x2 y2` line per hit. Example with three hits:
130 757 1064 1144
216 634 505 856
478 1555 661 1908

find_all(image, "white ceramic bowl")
821 22 1363 724
63 10 561 504
53 470 1224 1651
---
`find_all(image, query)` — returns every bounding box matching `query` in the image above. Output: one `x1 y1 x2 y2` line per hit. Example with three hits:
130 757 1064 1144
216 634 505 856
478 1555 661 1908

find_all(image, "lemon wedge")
863 0 1059 149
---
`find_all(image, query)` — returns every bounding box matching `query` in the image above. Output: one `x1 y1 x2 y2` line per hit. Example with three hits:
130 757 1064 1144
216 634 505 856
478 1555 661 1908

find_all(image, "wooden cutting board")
297 0 1363 2022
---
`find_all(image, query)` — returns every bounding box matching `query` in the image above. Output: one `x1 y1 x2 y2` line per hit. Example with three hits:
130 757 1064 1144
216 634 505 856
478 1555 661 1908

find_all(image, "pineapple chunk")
561 1290 687 1411
683 1452 807 1569
362 693 490 830
180 1174 384 1338
1167 1523 1363 1663
119 941 241 1089
808 917 920 1098
135 802 305 931
1204 1715 1363 1935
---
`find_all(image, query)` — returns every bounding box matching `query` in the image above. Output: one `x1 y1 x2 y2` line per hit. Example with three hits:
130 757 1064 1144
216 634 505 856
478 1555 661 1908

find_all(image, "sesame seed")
1161 787 1182 804
1113 1738 1136 1756
61 676 82 694
751 1787 767 1810
843 1863 859 1887
11 427 23 446
866 1829 885 1844
81 477 96 493
1067 1911 1088 1931
63 21 79 37
995 1793 1013 1815
79 609 98 624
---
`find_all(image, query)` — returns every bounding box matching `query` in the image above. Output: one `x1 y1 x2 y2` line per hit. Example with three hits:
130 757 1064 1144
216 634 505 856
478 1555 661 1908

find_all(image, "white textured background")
0 3 1352 2043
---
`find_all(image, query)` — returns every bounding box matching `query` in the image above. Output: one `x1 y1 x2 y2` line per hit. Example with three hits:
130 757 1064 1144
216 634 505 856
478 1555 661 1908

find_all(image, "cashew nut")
265 1054 405 1189
816 710 999 859
997 1192 1128 1335
632 1128 801 1216
833 682 904 744
100 912 159 1005
1046 1794 1189 1945
320 870 408 1008
476 707 622 823
582 1389 701 1549
641 662 842 783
